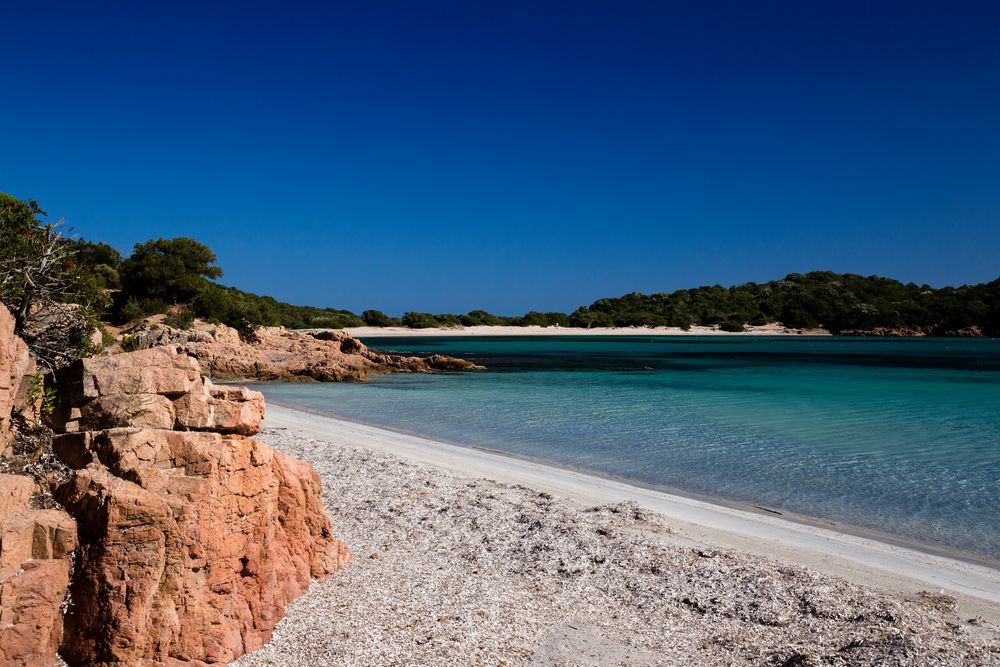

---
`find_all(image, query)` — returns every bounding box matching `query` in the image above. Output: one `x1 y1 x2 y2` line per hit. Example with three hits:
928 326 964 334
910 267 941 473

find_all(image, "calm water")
251 336 1000 562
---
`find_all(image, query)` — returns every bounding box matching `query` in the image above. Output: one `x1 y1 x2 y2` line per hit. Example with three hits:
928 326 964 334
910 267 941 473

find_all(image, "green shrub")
164 307 195 330
461 309 501 326
402 312 440 329
362 309 395 327
434 313 463 327
119 297 169 322
311 316 352 329
99 326 117 348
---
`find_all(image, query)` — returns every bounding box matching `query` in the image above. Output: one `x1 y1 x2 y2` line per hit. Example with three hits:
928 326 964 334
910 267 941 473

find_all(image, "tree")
362 309 395 327
0 193 102 370
520 311 571 327
461 309 501 326
68 239 123 289
401 312 440 328
120 237 223 305
190 283 278 340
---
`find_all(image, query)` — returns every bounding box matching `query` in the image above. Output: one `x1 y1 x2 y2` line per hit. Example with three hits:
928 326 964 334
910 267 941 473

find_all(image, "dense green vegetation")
0 194 366 345
346 275 1000 335
568 272 1000 335
2 194 997 351
66 235 363 336
387 310 571 329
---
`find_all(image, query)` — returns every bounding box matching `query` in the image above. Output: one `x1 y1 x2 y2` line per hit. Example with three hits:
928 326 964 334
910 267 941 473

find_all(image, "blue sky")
2 1 998 315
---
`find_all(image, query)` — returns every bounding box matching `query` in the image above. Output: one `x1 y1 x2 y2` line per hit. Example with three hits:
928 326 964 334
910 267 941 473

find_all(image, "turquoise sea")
251 336 1000 563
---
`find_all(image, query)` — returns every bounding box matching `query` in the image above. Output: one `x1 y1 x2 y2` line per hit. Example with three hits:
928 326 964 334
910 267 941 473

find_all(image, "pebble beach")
232 416 1000 666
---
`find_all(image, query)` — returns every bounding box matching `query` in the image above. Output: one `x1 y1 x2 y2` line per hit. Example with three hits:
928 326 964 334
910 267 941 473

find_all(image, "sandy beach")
232 405 1000 666
344 323 831 338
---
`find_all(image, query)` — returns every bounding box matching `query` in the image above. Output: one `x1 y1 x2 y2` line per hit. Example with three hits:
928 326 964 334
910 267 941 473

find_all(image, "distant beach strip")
345 323 830 337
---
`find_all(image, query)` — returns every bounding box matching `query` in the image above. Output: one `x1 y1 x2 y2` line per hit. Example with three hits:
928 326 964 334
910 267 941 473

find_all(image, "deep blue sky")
2 1 999 315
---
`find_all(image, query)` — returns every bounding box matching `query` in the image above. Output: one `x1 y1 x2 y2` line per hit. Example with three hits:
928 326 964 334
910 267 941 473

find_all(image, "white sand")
267 405 999 611
231 406 1000 665
344 323 831 337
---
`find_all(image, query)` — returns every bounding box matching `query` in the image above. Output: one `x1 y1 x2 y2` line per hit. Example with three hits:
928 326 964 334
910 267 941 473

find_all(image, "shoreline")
264 404 1000 613
344 323 832 337
264 400 999 573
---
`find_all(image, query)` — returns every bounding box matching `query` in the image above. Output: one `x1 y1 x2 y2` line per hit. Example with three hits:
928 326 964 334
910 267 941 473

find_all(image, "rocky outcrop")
53 428 348 666
1 304 349 666
0 474 77 667
123 321 483 382
52 346 265 435
834 324 987 337
47 347 349 666
0 304 38 456
0 303 75 667
939 324 984 337
836 326 928 337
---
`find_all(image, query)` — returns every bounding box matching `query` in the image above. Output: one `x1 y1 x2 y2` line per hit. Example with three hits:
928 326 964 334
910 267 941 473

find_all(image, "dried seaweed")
0 413 72 508
233 428 1000 666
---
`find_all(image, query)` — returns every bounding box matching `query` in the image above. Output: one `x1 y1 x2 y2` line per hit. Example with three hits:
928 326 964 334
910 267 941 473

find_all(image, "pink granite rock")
52 347 264 436
0 474 77 667
120 320 483 382
0 304 38 455
55 428 349 666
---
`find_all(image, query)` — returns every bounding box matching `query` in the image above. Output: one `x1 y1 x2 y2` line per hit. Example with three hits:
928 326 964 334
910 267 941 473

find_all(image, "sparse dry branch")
1 196 102 371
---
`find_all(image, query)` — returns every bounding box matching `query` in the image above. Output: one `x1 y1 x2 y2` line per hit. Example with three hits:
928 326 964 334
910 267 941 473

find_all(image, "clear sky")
2 1 998 315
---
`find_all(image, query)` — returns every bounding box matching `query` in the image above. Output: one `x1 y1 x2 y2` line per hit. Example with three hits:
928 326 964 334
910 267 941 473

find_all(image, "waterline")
251 335 1000 561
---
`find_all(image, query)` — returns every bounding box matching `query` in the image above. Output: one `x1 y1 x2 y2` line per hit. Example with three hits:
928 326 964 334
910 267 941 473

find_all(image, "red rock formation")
0 303 38 455
836 326 928 337
1 306 351 666
0 303 76 667
54 428 348 666
941 325 984 337
53 346 265 435
123 322 483 381
48 346 349 666
0 474 77 667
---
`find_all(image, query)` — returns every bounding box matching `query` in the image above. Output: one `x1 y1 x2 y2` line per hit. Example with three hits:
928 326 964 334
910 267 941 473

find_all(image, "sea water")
250 336 1000 562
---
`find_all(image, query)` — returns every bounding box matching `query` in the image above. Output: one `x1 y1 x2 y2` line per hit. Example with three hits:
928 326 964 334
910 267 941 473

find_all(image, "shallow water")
250 336 1000 562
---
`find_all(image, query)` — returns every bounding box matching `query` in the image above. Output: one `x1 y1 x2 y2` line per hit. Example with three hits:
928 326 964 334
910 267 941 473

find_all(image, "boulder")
52 347 265 435
0 474 77 667
79 393 177 431
67 345 201 398
205 382 266 435
54 428 349 666
173 378 265 436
